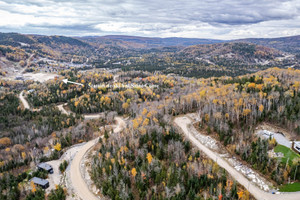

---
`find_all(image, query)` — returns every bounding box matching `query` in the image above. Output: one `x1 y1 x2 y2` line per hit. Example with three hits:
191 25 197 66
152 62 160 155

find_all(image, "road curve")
19 91 30 109
57 103 69 115
56 102 105 120
174 116 300 200
69 117 126 200
19 92 104 119
19 91 127 199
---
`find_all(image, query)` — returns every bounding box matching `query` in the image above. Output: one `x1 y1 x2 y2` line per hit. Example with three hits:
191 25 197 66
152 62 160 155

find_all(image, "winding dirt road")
19 91 126 199
69 117 125 200
19 91 30 109
175 116 300 200
57 103 69 115
20 92 104 119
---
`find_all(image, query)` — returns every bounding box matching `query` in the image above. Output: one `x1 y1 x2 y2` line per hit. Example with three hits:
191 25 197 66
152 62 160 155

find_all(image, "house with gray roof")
37 163 53 174
31 177 49 189
292 141 300 154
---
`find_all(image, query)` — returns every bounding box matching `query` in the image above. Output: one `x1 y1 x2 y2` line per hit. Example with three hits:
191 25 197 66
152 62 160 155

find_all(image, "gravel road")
175 116 300 200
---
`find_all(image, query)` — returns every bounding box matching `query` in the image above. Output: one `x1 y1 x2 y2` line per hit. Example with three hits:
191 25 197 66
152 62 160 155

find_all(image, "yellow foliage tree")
105 152 111 159
205 114 210 122
243 109 251 116
212 162 219 174
54 143 61 151
269 138 277 146
248 83 256 88
142 118 149 126
225 113 230 119
293 81 299 91
131 168 137 177
132 119 139 129
90 87 96 93
259 104 264 112
256 84 263 91
237 190 243 199
199 90 206 98
122 102 129 110
44 146 49 153
283 170 289 181
146 153 153 164
0 137 11 146
31 181 36 193
21 152 26 160
142 108 148 116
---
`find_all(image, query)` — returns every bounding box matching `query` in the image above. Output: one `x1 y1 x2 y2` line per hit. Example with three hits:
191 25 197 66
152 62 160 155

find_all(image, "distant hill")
79 36 147 49
33 35 90 49
178 42 292 66
0 32 298 78
0 32 91 49
79 35 224 49
81 35 300 55
0 32 36 47
236 35 300 54
1 32 299 54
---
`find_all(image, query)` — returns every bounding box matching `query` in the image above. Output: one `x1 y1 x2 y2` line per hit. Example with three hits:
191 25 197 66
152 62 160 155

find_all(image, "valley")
0 33 299 200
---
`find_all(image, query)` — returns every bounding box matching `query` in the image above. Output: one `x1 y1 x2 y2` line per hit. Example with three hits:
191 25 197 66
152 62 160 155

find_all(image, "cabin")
292 141 300 154
15 76 24 80
31 177 49 189
37 163 53 174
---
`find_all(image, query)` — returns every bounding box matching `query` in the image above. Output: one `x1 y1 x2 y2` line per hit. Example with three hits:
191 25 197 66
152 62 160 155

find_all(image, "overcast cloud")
0 0 299 39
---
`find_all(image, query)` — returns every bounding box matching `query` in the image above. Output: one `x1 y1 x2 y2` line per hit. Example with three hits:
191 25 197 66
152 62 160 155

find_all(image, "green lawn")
274 145 300 165
279 182 300 192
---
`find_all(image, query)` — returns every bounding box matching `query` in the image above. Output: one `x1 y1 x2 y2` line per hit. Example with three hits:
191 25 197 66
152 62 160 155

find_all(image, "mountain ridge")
1 32 300 53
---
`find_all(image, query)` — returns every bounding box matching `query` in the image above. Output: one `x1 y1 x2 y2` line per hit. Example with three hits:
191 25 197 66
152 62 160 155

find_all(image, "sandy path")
83 113 105 120
57 103 69 115
56 102 104 120
174 116 300 200
19 93 104 120
69 117 125 200
19 91 30 109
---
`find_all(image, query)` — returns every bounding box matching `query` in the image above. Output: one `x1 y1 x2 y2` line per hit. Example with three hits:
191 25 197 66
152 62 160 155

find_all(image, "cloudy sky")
0 0 299 39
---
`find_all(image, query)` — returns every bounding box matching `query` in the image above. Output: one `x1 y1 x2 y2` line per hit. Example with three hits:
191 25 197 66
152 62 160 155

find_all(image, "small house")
31 177 49 189
37 163 53 174
15 76 24 80
292 141 300 154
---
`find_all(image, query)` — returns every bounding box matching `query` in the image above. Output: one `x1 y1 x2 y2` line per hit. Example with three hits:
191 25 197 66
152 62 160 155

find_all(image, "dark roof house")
37 163 53 174
31 177 49 189
292 141 300 154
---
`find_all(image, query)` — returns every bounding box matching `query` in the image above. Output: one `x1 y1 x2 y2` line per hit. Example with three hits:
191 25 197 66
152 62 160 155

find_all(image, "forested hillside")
0 63 299 199
87 67 300 200
239 35 300 54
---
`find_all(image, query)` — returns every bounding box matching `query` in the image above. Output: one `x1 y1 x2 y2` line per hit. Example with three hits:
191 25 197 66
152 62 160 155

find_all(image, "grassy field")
279 182 300 192
274 145 300 165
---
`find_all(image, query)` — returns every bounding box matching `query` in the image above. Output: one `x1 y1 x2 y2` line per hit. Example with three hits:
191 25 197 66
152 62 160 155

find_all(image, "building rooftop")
31 177 49 186
294 141 300 146
37 163 53 171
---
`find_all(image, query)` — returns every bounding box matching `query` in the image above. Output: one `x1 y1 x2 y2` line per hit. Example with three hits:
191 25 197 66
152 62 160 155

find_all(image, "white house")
292 141 300 154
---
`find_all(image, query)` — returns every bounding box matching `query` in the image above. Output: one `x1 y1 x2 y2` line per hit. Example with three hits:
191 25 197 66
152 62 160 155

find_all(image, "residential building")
37 163 53 174
31 177 49 189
